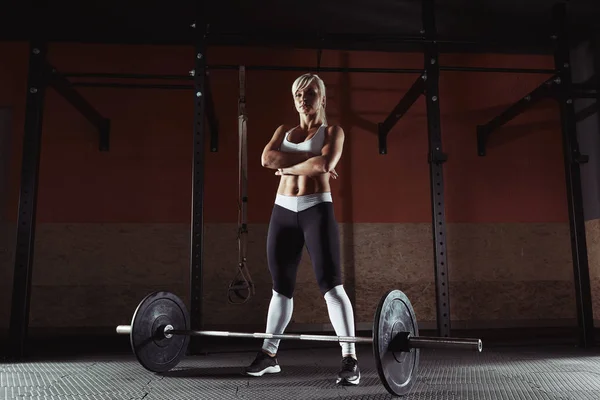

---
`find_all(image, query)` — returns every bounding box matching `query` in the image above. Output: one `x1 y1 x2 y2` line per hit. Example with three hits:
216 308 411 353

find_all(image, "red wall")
0 42 567 224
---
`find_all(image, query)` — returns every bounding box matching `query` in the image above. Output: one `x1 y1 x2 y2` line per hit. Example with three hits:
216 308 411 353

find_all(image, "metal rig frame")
8 0 596 356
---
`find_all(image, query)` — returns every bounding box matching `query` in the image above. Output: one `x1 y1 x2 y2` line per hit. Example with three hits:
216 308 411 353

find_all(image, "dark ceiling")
2 0 600 54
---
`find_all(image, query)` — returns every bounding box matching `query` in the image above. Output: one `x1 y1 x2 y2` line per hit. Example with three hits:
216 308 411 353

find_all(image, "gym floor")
3 335 600 400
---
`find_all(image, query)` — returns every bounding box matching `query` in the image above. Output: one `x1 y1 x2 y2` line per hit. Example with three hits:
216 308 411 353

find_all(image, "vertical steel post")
552 3 595 348
8 41 48 357
422 0 451 337
190 19 207 353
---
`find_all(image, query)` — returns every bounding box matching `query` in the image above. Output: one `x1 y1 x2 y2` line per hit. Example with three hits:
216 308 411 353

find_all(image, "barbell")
116 289 482 397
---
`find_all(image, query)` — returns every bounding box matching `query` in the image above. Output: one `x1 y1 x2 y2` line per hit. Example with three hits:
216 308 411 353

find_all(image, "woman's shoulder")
324 124 345 136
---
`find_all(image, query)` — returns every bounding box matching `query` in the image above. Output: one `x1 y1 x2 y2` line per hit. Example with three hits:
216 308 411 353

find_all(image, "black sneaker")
336 356 360 385
243 351 281 377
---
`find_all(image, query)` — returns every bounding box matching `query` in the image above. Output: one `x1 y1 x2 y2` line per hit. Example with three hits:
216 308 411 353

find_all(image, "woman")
243 73 360 386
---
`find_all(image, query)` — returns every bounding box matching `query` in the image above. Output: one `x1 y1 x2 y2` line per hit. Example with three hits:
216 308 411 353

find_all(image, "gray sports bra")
279 124 327 154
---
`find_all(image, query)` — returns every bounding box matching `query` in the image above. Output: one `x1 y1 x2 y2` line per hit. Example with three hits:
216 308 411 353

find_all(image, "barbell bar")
116 325 481 351
116 289 483 397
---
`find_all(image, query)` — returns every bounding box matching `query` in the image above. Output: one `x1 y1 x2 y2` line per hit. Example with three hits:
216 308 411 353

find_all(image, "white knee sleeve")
324 285 356 357
261 290 294 355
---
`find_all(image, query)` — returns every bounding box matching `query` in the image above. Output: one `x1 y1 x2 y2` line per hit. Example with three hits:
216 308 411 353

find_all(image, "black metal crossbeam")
201 31 556 55
65 72 192 80
210 64 423 74
64 66 422 76
440 66 556 74
72 82 193 90
476 76 557 156
378 75 426 154
62 64 556 79
48 67 110 151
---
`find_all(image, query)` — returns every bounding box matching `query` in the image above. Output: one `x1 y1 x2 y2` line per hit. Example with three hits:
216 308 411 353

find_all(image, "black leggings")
266 202 342 299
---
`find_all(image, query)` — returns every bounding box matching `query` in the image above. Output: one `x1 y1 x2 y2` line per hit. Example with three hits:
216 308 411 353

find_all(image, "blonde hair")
291 73 327 125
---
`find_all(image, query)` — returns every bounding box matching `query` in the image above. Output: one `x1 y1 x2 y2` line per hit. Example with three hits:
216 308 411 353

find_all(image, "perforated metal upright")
552 3 595 348
8 41 48 357
422 0 451 338
190 18 207 354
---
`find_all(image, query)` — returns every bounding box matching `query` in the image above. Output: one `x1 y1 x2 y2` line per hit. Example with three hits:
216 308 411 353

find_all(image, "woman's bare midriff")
277 174 332 196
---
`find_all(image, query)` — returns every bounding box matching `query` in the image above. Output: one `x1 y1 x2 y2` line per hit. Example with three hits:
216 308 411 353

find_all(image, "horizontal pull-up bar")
65 73 192 80
441 66 556 74
62 65 556 81
63 66 422 77
210 64 423 73
71 82 193 90
210 64 557 74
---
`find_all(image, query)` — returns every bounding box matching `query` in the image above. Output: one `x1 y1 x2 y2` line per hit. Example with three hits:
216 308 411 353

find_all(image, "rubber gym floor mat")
1 345 599 399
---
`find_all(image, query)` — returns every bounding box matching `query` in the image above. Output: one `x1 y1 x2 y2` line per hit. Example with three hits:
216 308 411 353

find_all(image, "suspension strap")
228 65 255 304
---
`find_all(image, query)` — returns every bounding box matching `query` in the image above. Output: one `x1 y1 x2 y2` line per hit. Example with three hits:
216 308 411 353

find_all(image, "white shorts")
274 192 333 212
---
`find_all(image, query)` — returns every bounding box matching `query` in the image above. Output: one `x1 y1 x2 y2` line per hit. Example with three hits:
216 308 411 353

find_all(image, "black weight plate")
372 289 420 396
130 291 190 373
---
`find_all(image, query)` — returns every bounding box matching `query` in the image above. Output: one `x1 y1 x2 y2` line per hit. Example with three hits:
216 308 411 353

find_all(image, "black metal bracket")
476 76 558 156
476 73 592 162
572 83 599 99
575 101 599 123
48 66 111 151
65 69 219 150
571 82 598 125
428 149 448 164
378 74 426 154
